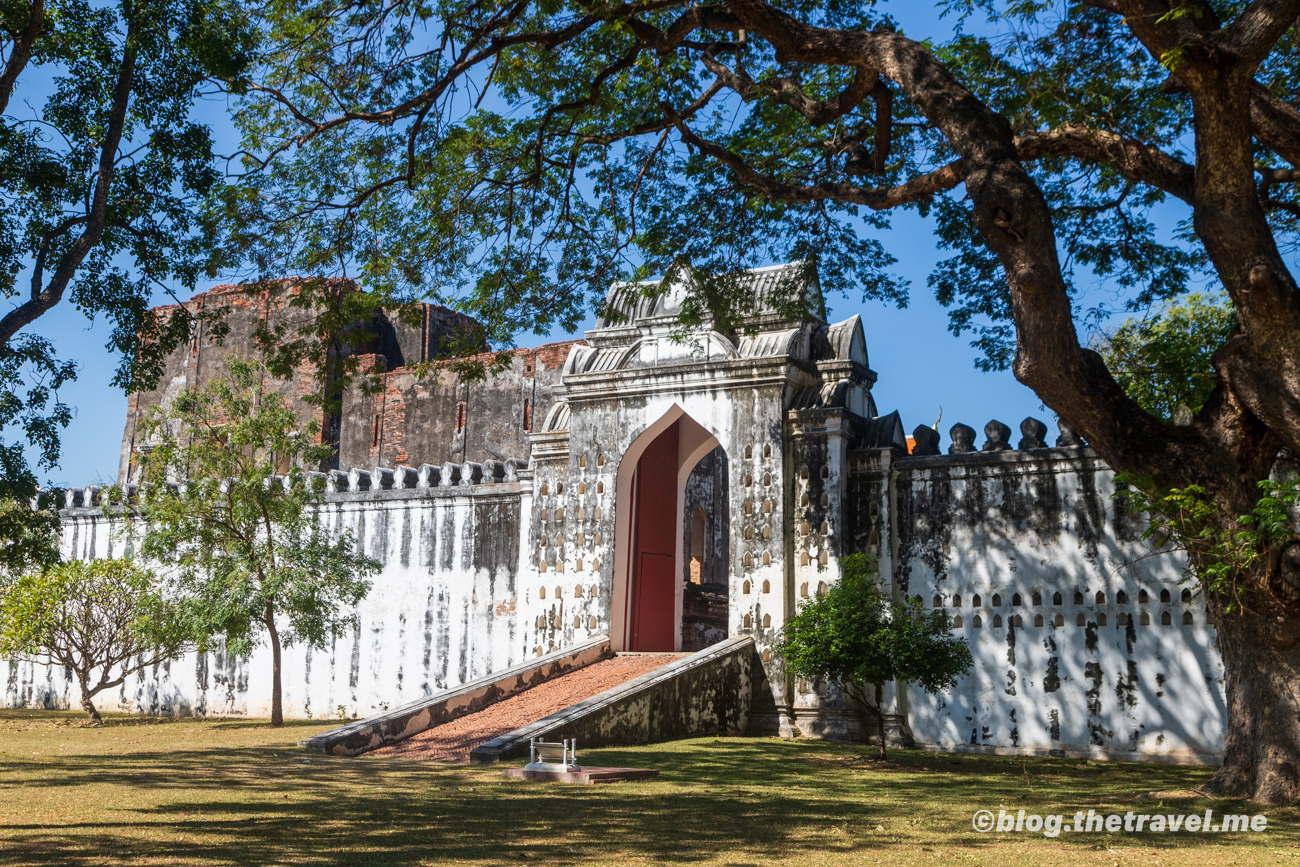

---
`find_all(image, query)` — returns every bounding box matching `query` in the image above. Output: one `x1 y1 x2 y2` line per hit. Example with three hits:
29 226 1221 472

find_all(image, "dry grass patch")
0 709 1296 865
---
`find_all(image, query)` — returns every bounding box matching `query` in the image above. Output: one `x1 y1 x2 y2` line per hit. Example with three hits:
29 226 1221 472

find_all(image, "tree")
131 358 378 726
0 493 60 583
773 554 972 759
0 0 251 544
0 558 192 722
1097 293 1237 421
221 0 1300 801
0 334 74 572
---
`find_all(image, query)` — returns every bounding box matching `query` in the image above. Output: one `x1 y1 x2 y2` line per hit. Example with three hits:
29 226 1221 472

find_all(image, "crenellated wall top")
53 458 527 516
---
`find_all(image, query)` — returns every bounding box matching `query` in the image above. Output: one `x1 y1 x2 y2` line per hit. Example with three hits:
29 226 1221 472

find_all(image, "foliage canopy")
0 0 253 564
0 558 192 721
1098 294 1237 421
773 553 972 757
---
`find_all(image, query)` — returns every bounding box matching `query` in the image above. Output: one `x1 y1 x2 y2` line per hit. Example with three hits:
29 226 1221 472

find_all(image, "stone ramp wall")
300 638 612 755
469 636 757 763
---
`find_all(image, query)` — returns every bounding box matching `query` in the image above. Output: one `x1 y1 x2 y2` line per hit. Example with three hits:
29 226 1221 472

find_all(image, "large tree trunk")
265 601 283 727
1205 599 1300 804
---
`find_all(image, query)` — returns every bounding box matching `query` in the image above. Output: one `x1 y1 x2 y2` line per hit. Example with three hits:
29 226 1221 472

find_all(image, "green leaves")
222 0 909 354
0 496 60 581
772 553 973 708
131 358 378 665
927 5 1206 369
1096 293 1236 420
1115 473 1300 614
218 0 1235 383
0 331 72 575
1 0 253 498
0 558 193 719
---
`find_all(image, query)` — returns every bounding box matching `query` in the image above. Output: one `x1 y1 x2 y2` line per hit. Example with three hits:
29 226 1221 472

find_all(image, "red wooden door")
629 421 679 651
633 553 676 650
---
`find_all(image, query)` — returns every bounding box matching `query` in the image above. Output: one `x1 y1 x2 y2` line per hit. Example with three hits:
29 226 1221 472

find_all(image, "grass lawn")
0 710 1295 866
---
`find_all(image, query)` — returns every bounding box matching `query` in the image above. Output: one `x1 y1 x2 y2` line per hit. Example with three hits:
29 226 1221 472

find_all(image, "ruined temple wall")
118 281 487 482
884 447 1225 762
3 486 527 720
339 342 578 470
119 285 327 483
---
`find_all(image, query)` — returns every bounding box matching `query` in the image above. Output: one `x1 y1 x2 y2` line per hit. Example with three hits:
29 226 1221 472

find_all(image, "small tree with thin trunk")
0 559 192 723
131 358 378 726
773 553 972 758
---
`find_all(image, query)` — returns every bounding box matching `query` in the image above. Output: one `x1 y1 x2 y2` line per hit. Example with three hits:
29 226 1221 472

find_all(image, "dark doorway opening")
681 447 729 651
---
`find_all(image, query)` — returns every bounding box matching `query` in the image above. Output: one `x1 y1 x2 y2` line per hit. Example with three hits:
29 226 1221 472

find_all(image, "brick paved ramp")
368 655 681 763
470 636 756 764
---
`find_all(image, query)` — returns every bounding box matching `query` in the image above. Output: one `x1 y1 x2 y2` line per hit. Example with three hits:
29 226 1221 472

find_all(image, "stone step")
367 654 681 763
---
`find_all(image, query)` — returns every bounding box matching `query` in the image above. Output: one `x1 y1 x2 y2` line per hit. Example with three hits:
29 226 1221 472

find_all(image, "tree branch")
700 42 876 126
0 23 137 348
1015 124 1197 204
239 0 723 161
1220 0 1300 67
718 0 1192 482
0 0 44 115
663 102 962 208
1250 82 1300 168
577 78 726 146
1098 0 1209 65
1107 0 1300 462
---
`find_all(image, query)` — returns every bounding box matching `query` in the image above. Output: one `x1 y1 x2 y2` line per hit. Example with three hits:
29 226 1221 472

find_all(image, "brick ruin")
118 279 578 481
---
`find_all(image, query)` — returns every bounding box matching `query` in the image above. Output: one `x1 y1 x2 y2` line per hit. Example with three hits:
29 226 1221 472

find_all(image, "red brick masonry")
368 654 683 763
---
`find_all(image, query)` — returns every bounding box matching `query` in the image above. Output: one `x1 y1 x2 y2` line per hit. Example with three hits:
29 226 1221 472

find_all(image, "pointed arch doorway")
611 407 728 651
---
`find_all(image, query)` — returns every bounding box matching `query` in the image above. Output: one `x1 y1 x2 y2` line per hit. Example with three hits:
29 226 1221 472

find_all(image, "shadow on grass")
1 734 1295 866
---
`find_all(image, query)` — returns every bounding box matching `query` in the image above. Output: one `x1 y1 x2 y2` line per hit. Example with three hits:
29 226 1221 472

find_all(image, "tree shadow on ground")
0 730 1294 866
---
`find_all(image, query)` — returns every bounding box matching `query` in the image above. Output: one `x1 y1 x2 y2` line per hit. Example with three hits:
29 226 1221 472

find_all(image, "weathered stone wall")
882 443 1225 763
548 359 798 728
339 342 578 470
25 263 1235 761
5 482 527 720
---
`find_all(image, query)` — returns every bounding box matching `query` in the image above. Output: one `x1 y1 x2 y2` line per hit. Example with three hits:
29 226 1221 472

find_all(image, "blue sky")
14 2 1148 486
